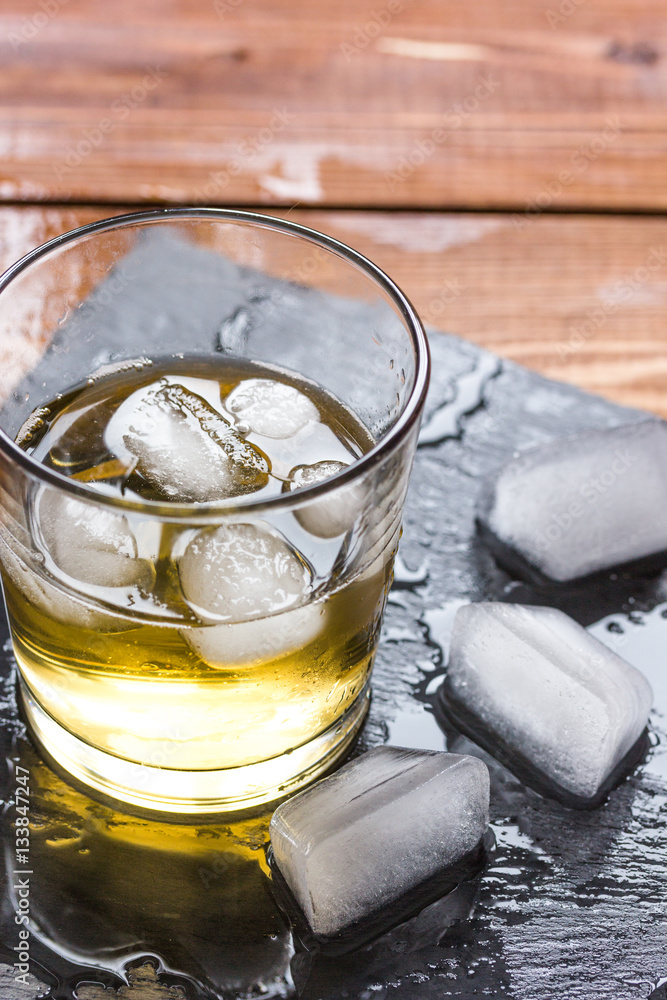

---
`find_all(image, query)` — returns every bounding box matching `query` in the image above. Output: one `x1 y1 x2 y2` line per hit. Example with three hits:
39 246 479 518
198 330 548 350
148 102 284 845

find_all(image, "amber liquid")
3 359 392 787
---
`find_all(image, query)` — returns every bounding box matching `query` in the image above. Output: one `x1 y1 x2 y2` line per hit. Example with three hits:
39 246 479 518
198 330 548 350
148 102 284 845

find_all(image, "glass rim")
0 207 430 518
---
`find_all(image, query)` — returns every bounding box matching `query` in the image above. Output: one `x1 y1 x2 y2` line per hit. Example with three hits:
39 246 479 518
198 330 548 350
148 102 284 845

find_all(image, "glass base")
18 676 370 816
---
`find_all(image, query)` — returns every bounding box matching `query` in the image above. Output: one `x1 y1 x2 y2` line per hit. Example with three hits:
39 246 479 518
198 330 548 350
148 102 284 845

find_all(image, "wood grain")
1 0 667 208
0 206 664 417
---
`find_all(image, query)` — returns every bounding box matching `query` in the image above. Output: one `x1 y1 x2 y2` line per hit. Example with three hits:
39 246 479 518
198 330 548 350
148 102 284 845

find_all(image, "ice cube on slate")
224 378 319 438
105 382 269 501
288 460 363 538
35 489 153 590
179 522 324 662
269 746 490 941
443 602 653 806
478 418 667 582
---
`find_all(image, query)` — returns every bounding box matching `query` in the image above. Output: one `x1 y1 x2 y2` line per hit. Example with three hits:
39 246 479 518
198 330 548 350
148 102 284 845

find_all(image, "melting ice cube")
477 418 667 582
179 522 322 664
224 378 319 439
269 746 489 944
288 460 363 538
35 490 153 590
442 602 653 806
0 518 128 630
181 603 326 667
105 382 269 501
179 522 311 619
289 460 347 491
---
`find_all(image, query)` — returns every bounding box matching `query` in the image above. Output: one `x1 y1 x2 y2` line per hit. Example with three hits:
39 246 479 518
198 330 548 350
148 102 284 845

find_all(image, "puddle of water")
492 821 549 859
421 600 469 664
384 703 446 753
418 354 500 446
392 553 429 588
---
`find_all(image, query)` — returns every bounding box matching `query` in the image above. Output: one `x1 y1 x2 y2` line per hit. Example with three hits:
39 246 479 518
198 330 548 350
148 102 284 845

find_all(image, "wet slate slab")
0 234 665 999
351 334 667 1000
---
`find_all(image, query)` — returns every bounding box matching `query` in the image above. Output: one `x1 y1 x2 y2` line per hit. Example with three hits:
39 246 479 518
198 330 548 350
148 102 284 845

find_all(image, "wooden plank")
0 206 665 417
1 1 667 208
295 209 667 418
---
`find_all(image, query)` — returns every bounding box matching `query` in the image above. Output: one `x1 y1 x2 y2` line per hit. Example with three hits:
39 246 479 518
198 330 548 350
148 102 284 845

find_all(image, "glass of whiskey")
0 210 429 814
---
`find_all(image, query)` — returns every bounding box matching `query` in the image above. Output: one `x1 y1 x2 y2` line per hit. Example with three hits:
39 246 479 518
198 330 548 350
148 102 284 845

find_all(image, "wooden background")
0 0 666 415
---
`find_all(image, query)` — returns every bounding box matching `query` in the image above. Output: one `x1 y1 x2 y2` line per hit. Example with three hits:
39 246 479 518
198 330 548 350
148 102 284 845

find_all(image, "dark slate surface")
0 236 665 999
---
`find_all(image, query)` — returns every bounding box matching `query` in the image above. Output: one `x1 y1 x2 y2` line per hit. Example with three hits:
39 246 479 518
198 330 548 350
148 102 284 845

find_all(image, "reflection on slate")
0 235 666 998
289 879 486 999
0 733 290 998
